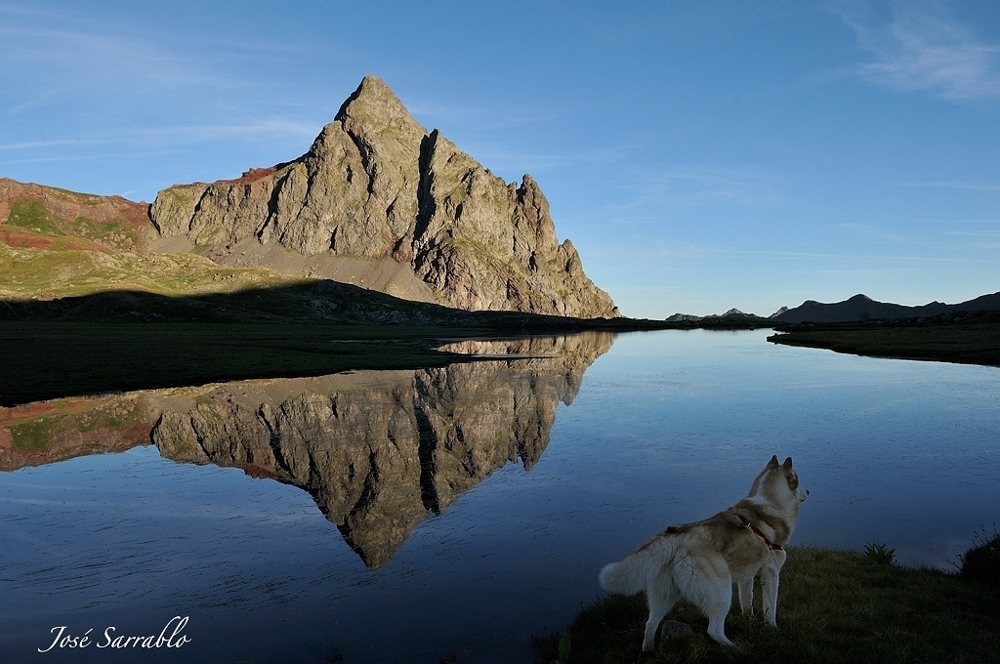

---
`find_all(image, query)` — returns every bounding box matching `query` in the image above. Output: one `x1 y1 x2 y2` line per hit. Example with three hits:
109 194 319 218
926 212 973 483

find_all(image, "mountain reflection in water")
0 333 613 569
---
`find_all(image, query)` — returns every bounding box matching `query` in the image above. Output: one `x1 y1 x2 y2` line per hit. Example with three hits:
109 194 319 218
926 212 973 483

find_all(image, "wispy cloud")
0 120 318 159
738 249 959 265
833 1 1000 101
837 222 915 244
0 3 321 117
601 165 793 225
885 179 1000 192
0 138 96 151
407 98 563 133
124 119 321 145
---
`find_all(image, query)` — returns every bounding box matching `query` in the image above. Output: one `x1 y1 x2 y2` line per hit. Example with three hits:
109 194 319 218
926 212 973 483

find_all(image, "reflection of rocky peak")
149 77 618 318
150 332 612 567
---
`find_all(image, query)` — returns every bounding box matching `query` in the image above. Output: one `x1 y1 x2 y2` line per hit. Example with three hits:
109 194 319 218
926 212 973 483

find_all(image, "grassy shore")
543 546 1000 664
767 312 1000 367
0 321 495 406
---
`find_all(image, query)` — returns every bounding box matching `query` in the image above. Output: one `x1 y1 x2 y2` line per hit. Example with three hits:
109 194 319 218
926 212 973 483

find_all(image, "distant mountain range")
773 292 1000 323
664 308 764 323
668 292 1000 324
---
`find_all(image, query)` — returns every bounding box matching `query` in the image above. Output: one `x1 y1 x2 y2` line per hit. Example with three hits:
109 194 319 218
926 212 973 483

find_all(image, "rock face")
150 76 618 318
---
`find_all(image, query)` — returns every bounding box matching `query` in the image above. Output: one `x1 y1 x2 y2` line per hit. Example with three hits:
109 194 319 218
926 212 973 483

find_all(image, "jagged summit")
149 77 618 318
335 75 416 127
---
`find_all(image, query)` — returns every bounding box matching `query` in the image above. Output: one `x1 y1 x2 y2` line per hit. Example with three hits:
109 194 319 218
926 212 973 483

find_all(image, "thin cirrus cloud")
0 120 320 157
885 179 1000 192
0 5 304 109
610 165 791 216
834 1 1000 102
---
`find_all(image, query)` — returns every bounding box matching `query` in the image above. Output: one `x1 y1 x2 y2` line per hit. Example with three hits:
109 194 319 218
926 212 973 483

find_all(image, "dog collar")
741 517 783 551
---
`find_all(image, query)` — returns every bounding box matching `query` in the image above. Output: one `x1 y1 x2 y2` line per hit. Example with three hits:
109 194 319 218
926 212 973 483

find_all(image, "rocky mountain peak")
335 75 418 129
149 77 617 318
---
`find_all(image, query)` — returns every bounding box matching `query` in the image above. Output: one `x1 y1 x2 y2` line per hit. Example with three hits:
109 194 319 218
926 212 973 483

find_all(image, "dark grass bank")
0 321 486 406
543 546 1000 664
768 311 1000 368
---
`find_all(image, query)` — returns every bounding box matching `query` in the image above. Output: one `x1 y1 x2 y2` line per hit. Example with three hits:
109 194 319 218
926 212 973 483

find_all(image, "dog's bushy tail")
599 549 655 595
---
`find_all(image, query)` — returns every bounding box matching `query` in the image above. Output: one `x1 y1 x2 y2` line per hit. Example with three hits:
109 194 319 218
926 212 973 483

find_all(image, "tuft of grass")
958 526 1000 587
557 547 1000 664
863 541 896 565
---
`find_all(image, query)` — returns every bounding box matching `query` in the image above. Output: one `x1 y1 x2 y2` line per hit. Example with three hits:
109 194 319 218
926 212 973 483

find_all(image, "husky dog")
599 456 808 649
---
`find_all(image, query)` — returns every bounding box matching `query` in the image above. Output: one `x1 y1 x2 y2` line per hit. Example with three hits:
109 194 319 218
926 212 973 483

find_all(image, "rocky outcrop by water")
149 77 618 318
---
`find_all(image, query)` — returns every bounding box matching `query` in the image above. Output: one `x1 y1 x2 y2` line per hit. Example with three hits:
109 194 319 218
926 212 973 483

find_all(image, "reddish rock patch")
236 167 278 183
0 177 152 240
0 227 108 253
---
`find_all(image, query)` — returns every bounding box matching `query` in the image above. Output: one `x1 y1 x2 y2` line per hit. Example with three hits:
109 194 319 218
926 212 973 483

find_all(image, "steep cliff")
149 77 618 318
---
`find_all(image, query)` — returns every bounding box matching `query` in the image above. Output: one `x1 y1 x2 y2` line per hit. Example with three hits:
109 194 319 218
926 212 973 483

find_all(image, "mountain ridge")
773 292 1000 323
666 292 1000 324
148 76 618 318
1 77 617 319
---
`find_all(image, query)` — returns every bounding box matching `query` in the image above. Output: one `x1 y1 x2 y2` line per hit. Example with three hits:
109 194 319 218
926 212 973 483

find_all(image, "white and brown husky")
599 456 808 649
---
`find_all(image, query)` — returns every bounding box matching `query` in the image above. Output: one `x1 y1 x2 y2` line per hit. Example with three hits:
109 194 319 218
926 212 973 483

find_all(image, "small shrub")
958 526 1000 586
863 541 896 565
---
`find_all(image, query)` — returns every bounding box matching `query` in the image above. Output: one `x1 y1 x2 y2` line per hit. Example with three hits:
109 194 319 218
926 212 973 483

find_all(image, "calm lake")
1 329 998 663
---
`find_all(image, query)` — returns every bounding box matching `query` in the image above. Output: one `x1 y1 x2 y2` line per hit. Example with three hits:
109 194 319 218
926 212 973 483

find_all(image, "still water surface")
1 330 998 663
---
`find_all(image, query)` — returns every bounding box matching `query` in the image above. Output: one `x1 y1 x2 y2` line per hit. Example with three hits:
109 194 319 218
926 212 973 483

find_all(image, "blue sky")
2 1 998 318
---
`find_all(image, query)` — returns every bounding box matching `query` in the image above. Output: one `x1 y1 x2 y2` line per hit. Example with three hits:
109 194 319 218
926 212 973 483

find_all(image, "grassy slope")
552 548 1000 664
0 234 307 300
0 188 319 301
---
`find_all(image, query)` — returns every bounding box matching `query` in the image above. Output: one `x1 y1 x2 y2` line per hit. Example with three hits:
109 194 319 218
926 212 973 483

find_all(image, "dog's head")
749 455 809 509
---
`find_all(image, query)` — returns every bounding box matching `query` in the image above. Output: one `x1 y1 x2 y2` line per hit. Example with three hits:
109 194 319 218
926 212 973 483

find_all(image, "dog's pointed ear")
768 455 779 468
782 457 793 470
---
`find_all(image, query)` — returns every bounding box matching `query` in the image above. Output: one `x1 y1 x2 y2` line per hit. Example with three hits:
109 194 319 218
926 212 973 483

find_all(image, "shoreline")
768 311 1000 368
542 542 1000 664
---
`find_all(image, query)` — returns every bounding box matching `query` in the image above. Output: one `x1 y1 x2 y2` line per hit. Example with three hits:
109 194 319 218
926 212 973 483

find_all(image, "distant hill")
773 293 1000 323
665 308 771 324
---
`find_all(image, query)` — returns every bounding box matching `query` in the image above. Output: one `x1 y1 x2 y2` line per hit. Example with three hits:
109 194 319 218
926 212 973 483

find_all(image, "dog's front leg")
760 550 786 626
